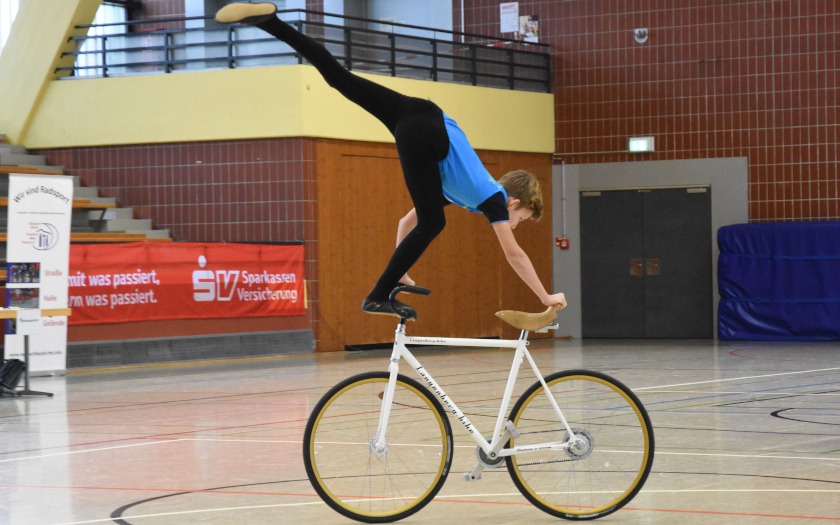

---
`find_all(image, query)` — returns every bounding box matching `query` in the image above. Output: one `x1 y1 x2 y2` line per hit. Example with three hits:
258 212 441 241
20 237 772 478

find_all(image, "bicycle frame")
372 321 579 467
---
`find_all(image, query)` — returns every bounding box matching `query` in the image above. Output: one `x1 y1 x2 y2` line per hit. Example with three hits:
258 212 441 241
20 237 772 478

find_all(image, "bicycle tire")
303 371 453 523
505 369 654 520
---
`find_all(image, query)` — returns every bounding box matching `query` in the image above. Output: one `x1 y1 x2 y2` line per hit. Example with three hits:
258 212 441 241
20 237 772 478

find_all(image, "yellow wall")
1 0 553 153
0 0 101 144
24 66 554 153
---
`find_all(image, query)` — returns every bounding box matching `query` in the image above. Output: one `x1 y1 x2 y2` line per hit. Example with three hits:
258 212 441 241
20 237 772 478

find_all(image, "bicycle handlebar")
387 285 430 321
389 284 431 302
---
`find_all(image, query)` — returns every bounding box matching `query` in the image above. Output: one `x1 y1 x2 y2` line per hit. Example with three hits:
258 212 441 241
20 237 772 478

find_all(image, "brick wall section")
43 138 320 338
461 0 840 221
44 139 314 243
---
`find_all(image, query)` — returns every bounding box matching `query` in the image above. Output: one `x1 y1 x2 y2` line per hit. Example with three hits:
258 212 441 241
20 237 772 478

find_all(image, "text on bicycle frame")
415 365 476 434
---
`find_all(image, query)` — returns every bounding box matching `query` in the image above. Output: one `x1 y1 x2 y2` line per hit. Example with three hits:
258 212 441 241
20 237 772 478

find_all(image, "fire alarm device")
555 237 570 250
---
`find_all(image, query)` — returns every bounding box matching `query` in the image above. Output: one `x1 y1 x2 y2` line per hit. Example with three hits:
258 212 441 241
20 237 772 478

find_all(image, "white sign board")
500 2 519 33
4 174 73 373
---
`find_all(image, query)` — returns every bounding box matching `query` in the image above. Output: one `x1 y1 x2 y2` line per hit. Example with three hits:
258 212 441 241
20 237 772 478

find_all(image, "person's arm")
396 208 418 286
492 221 567 308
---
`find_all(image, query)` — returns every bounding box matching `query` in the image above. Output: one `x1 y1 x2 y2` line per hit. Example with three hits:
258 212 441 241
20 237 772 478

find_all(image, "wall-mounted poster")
519 15 539 43
500 2 519 33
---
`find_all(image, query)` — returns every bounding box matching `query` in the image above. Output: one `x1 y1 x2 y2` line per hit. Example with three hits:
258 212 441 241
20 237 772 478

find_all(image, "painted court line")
0 438 298 464
648 389 840 397
8 435 832 465
48 488 840 525
184 438 838 463
0 439 187 464
52 501 327 525
636 366 840 391
654 450 840 462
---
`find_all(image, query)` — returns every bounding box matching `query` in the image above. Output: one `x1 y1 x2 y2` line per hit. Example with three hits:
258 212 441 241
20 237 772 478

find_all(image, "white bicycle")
303 286 654 522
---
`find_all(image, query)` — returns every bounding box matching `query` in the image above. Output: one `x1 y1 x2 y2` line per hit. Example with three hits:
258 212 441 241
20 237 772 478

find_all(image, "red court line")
729 349 754 358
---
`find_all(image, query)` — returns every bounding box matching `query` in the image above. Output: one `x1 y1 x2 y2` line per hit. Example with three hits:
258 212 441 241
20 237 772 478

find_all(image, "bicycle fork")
370 323 408 457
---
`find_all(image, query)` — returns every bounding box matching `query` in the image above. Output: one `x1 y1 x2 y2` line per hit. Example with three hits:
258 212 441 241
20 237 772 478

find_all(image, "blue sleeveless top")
437 113 507 214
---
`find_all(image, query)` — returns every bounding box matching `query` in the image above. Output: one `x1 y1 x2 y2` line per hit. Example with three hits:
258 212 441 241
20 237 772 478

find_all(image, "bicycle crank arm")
464 463 484 481
466 420 523 481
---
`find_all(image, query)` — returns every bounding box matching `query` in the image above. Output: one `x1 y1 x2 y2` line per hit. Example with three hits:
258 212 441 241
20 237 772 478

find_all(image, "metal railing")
57 9 551 93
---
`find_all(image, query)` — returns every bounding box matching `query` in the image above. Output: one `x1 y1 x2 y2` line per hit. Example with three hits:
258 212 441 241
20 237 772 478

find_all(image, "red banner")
68 243 305 325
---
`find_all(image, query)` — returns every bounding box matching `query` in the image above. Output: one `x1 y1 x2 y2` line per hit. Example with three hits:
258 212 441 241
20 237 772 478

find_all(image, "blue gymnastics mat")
718 221 840 340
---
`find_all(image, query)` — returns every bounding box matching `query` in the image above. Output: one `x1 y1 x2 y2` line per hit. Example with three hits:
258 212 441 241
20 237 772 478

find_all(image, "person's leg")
217 3 404 133
365 104 450 305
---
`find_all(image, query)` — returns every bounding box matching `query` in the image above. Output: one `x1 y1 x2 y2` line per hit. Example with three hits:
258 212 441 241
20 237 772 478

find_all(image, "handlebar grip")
401 285 431 296
388 285 431 301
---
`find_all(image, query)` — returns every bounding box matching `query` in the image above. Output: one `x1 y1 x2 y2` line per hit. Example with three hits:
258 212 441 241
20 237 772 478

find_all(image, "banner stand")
4 173 74 375
0 308 70 398
18 331 51 397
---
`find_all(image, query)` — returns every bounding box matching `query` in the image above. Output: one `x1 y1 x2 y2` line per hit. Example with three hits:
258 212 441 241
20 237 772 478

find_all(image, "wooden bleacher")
0 142 173 287
0 165 64 175
0 197 117 209
0 232 170 243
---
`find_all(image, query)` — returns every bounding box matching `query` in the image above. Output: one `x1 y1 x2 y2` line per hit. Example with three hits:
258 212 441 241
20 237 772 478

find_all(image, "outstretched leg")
216 2 405 134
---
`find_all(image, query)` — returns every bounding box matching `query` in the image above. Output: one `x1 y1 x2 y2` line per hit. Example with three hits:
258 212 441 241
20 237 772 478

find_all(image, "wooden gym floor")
1 338 839 524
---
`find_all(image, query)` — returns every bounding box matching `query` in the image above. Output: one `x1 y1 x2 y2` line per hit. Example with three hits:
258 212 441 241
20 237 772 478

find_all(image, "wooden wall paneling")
315 139 409 350
315 138 554 351
483 151 554 341
316 139 501 348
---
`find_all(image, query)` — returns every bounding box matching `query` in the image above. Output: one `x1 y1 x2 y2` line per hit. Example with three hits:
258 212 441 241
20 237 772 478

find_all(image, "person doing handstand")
216 3 567 319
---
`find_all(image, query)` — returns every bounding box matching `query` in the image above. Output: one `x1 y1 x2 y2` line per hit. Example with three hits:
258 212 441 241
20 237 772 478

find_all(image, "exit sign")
628 136 655 152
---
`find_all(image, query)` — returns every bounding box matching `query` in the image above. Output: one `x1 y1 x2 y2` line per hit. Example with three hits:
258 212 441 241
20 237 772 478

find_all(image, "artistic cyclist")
215 3 567 319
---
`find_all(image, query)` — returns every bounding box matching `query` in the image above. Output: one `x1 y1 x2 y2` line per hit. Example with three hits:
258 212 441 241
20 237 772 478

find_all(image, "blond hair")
498 170 543 221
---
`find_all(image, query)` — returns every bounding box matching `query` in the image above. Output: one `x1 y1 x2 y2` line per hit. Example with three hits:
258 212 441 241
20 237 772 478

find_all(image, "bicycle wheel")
506 369 654 520
303 371 453 523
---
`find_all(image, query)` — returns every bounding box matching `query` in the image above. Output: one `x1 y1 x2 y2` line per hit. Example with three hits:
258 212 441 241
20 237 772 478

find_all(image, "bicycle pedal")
464 464 484 481
463 471 482 481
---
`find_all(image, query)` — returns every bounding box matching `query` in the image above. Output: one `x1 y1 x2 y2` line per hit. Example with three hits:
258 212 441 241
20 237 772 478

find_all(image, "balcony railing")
57 9 551 93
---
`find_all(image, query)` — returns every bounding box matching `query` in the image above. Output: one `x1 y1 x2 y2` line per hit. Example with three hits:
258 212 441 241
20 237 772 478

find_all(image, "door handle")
629 259 643 276
646 258 661 276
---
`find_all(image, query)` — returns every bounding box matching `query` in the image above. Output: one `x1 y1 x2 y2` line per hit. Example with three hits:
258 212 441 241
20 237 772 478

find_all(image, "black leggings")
257 17 450 301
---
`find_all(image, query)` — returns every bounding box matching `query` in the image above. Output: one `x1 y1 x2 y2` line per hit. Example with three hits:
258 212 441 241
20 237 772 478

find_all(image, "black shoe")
215 2 277 25
362 297 417 321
